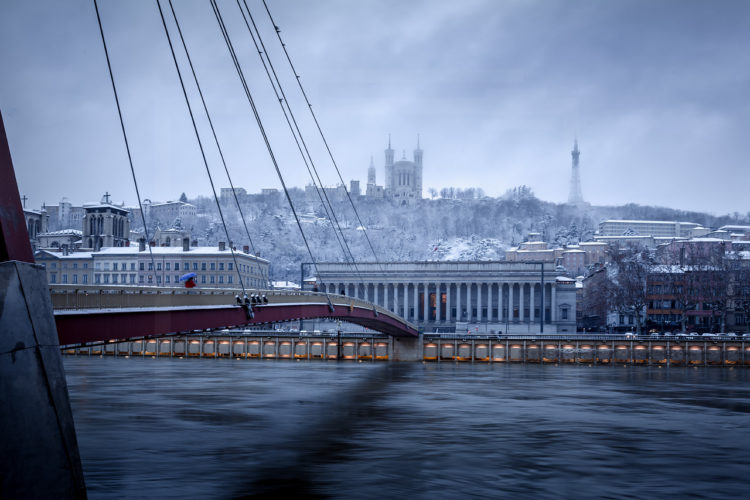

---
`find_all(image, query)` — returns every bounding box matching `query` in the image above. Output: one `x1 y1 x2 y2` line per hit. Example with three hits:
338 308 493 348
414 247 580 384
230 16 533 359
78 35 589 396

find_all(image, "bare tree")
606 244 651 334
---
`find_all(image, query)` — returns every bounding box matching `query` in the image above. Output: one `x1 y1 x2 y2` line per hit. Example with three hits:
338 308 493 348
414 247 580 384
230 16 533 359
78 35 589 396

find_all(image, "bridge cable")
154 0 249 303
208 0 334 310
261 0 386 279
235 0 369 298
165 0 268 291
92 0 158 281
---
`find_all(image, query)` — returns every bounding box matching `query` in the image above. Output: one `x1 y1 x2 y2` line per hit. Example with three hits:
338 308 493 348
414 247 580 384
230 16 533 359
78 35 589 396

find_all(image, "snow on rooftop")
38 229 83 236
94 245 268 261
602 219 693 225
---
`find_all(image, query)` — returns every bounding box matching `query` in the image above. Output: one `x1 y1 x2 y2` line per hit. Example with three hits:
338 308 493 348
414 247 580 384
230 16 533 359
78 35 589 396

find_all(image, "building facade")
35 250 94 285
314 261 577 333
598 220 702 239
38 242 269 289
92 242 269 288
82 202 130 250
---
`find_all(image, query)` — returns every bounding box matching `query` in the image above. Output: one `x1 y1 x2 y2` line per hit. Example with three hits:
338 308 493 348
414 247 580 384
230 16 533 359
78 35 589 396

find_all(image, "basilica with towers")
362 136 423 206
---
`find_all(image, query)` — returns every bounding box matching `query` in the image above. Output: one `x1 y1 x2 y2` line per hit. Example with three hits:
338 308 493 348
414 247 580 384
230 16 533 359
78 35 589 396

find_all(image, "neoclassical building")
314 261 577 333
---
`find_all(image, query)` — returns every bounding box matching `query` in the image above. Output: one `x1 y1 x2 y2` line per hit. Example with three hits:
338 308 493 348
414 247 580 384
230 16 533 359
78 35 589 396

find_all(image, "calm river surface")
64 357 750 499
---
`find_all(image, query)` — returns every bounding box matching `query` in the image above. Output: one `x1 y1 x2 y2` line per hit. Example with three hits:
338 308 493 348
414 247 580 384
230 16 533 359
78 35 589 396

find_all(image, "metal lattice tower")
568 139 584 204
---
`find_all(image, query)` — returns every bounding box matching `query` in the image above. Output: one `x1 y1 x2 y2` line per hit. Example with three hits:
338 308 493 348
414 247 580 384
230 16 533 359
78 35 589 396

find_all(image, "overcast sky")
1 0 749 215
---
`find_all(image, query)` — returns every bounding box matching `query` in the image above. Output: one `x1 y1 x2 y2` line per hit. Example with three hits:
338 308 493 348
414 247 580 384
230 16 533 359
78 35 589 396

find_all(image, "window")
50 273 57 283
113 263 118 271
51 263 57 269
103 274 109 284
156 276 161 284
175 275 179 282
72 274 78 284
228 276 233 284
193 263 198 271
73 263 78 270
210 276 215 284
83 263 88 269
83 275 88 284
62 274 68 284
210 262 216 271
165 276 170 284
174 262 180 271
201 263 207 271
219 263 224 271
157 263 162 271
130 274 136 284
201 275 206 284
166 263 170 271
148 263 153 271
121 273 127 283
139 262 145 271
112 275 117 284
219 276 224 284
228 263 233 271
139 275 144 284
561 308 568 320
130 263 135 271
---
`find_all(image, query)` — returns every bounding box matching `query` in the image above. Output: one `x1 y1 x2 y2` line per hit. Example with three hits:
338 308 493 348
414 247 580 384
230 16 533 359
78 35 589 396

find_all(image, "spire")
416 133 421 150
388 133 391 149
369 155 374 168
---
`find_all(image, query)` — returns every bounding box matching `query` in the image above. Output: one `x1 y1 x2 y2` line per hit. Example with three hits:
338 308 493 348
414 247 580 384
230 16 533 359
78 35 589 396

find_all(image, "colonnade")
325 281 558 325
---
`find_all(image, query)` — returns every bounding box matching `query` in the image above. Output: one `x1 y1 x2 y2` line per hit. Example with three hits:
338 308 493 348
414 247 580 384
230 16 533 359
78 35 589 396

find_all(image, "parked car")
701 333 717 338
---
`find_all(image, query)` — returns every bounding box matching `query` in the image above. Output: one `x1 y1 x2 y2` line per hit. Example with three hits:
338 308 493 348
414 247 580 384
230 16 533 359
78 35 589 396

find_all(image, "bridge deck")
49 285 419 344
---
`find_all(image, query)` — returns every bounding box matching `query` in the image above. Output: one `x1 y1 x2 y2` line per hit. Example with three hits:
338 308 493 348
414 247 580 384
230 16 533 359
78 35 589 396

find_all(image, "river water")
63 357 750 499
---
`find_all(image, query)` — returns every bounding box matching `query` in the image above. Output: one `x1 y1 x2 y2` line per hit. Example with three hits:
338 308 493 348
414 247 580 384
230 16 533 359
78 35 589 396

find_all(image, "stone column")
384 282 390 311
456 283 462 323
413 283 418 321
519 283 525 322
529 284 535 327
394 283 400 316
446 283 452 323
423 283 430 324
478 282 483 323
551 285 557 322
498 283 503 322
434 282 438 322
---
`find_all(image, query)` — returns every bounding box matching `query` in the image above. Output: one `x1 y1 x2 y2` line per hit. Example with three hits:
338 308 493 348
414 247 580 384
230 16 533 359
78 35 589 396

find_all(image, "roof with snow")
38 229 83 237
94 245 268 262
35 250 94 260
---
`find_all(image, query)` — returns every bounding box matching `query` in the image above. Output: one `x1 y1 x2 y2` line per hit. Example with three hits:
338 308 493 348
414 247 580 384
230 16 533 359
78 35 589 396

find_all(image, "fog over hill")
155 187 749 282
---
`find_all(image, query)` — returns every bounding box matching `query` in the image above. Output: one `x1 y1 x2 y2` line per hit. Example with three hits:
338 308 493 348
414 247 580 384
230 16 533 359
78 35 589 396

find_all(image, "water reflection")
64 358 750 499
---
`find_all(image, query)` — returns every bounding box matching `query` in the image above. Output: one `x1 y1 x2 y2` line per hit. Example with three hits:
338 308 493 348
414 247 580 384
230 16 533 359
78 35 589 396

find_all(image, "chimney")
219 241 226 251
243 245 249 254
139 238 146 252
183 237 190 252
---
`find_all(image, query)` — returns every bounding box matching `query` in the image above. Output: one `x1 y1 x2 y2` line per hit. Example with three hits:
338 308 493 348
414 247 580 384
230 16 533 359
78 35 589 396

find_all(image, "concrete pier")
1 261 86 499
